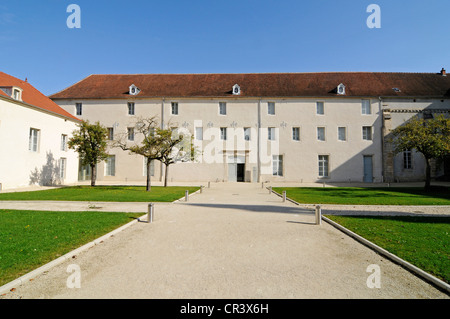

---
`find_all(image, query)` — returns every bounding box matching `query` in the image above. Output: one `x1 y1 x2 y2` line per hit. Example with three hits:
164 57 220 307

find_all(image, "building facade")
0 72 80 190
50 71 450 184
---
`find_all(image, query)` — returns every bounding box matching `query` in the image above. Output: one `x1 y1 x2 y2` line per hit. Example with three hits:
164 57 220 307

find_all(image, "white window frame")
338 127 347 141
195 127 203 141
75 103 82 116
220 127 227 140
105 155 116 176
29 128 40 152
219 102 227 115
317 127 326 141
127 127 135 141
292 127 300 141
171 102 178 115
268 127 276 141
318 155 329 178
403 150 413 169
362 99 371 115
268 102 275 115
273 155 283 176
316 101 324 115
107 127 114 141
61 134 68 151
128 102 135 115
362 126 373 140
59 158 67 179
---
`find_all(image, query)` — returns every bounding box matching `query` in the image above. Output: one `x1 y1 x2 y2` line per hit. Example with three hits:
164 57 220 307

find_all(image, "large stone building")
0 72 80 190
49 71 450 184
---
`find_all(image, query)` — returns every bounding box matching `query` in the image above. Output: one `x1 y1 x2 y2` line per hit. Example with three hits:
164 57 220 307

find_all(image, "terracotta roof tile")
0 71 80 121
50 72 450 100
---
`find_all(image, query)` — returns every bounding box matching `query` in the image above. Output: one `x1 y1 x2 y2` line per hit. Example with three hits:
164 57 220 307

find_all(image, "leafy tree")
113 117 163 191
68 120 110 187
391 114 450 190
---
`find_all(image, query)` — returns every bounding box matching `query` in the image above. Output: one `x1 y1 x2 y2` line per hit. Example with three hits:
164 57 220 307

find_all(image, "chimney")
440 68 446 76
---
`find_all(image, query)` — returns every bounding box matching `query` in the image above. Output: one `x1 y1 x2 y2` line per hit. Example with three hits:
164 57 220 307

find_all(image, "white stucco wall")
0 98 79 190
56 97 385 183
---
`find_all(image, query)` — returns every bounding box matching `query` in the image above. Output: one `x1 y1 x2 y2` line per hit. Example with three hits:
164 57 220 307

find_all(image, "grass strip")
326 215 450 284
0 210 143 287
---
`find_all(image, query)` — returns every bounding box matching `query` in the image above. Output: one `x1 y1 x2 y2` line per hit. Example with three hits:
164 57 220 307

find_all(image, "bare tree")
112 117 163 191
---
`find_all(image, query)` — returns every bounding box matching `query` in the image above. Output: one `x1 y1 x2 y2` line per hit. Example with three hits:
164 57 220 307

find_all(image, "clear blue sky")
1 0 449 95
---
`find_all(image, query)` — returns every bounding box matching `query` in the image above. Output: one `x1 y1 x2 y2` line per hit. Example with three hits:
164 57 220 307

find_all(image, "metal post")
268 186 272 194
185 190 189 201
208 181 210 188
282 191 286 202
315 205 322 225
148 203 154 223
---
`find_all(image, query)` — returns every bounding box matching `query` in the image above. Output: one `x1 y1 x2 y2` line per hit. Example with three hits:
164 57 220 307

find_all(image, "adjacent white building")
49 71 450 184
0 71 81 190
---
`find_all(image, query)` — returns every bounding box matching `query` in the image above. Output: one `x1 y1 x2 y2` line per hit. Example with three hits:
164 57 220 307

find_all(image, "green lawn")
0 210 144 287
273 186 450 205
326 215 450 284
0 186 200 202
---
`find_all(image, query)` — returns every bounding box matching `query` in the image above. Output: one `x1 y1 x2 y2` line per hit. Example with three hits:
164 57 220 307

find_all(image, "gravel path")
0 183 448 299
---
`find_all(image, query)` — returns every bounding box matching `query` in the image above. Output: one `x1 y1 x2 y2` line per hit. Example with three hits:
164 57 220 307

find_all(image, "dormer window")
129 84 140 96
232 84 241 95
337 83 345 95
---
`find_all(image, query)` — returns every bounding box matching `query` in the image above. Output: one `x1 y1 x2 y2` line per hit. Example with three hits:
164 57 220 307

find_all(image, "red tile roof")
49 72 450 100
0 71 80 121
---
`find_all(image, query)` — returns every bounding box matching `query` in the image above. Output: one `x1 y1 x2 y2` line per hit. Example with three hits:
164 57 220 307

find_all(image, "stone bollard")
185 190 189 201
315 205 322 225
283 191 286 202
148 203 154 223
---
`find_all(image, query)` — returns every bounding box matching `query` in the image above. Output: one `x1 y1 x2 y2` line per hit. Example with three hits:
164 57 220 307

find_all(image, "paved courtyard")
0 183 448 299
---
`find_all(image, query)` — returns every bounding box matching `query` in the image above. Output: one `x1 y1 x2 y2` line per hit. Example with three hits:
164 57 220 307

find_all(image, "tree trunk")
424 157 431 191
146 159 151 192
90 164 96 187
164 164 169 187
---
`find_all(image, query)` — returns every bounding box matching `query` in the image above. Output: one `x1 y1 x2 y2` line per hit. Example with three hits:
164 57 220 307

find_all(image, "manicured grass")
0 210 144 287
0 186 200 202
273 186 450 205
326 215 450 284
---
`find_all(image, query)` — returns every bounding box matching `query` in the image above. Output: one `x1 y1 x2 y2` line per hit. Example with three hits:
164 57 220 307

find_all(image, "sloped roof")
0 71 80 121
49 72 450 100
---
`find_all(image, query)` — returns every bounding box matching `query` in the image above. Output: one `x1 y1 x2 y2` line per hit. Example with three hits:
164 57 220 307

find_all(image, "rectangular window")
171 102 178 115
403 150 412 169
143 158 155 176
219 102 227 115
107 127 114 141
362 100 371 115
127 127 135 141
244 127 251 141
128 102 135 115
292 127 300 141
338 127 346 141
29 128 40 152
105 155 116 176
318 155 329 177
220 127 227 140
362 126 372 140
61 134 68 151
268 102 275 115
316 101 324 115
59 158 67 179
195 127 203 141
268 127 276 141
273 155 283 176
317 127 325 141
76 103 82 116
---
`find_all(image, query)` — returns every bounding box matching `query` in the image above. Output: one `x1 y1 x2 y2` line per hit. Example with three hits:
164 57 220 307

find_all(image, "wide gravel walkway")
0 183 448 299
